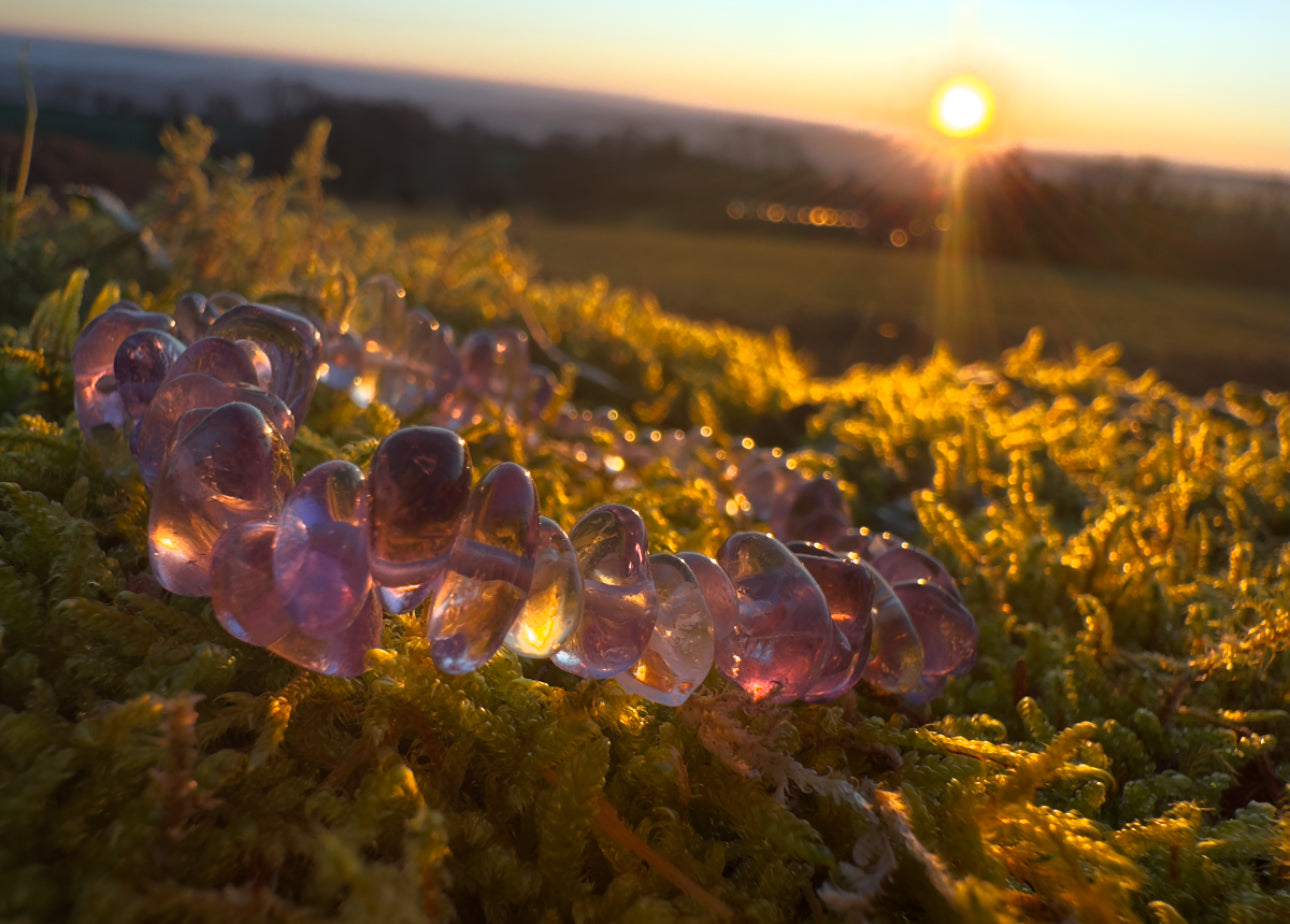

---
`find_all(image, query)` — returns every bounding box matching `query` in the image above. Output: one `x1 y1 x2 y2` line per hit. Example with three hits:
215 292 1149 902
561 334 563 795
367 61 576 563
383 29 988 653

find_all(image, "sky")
3 0 1289 173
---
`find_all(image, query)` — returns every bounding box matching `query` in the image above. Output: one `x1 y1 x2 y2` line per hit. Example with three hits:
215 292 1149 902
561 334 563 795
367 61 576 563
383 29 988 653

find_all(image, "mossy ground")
2 120 1289 922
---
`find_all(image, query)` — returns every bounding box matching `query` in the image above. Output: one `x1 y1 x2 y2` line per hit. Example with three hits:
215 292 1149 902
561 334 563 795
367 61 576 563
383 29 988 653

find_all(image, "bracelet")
72 285 978 707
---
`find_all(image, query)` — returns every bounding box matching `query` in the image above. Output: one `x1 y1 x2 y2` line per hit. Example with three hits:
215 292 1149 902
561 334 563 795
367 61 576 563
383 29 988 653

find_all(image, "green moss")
2 119 1288 921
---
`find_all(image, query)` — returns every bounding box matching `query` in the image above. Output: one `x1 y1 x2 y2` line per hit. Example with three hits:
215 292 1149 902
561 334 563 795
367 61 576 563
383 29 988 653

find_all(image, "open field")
362 205 1290 394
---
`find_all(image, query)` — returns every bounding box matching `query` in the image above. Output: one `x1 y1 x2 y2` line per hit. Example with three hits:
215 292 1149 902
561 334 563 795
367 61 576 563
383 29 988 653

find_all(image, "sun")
932 77 993 138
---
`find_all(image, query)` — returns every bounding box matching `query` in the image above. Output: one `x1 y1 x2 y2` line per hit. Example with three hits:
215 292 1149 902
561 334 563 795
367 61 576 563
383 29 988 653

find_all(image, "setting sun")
932 77 993 138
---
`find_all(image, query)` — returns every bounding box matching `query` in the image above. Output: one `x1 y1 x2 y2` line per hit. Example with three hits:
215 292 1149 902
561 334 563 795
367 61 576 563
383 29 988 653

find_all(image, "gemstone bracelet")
71 286 979 707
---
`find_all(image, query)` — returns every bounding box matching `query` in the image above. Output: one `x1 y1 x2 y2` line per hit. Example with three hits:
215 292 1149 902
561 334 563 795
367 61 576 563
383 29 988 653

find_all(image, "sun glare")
932 77 993 138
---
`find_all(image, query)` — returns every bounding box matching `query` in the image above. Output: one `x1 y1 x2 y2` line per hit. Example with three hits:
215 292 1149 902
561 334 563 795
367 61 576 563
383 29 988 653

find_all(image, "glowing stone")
113 329 186 425
770 477 849 546
714 532 833 702
207 302 323 422
211 521 293 647
615 553 714 706
791 546 876 703
166 336 261 388
273 461 372 639
506 516 584 658
676 552 740 635
367 427 472 613
552 504 658 679
427 462 539 674
72 302 175 436
871 544 961 598
896 580 978 680
269 587 383 678
148 402 294 596
857 562 926 695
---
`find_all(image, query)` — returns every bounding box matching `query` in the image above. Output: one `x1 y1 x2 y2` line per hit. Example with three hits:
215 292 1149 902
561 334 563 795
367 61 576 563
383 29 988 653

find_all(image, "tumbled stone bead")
552 504 658 679
675 552 740 634
770 477 849 546
207 291 247 312
149 402 294 596
274 461 372 639
427 462 538 674
460 328 529 407
732 453 803 521
269 587 383 677
376 307 457 413
856 561 926 695
615 553 715 706
173 292 220 343
829 527 903 561
793 549 876 703
165 336 260 387
208 302 323 423
894 580 978 680
368 427 473 613
872 544 961 599
211 521 293 647
352 274 408 349
72 301 176 435
505 516 584 658
320 329 365 391
134 373 295 488
714 531 833 702
113 329 186 425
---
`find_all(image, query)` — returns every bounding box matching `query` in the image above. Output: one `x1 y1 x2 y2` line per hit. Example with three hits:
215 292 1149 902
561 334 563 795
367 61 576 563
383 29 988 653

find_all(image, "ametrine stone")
714 532 833 702
675 552 739 635
505 517 584 658
174 292 219 343
165 337 260 387
770 477 849 546
368 427 473 612
615 553 715 706
856 561 926 695
73 302 175 435
552 504 658 679
274 461 372 639
208 303 323 422
269 587 383 678
148 402 294 596
894 581 978 679
113 329 186 425
794 550 876 703
872 545 961 599
427 462 539 674
211 521 293 647
134 373 295 487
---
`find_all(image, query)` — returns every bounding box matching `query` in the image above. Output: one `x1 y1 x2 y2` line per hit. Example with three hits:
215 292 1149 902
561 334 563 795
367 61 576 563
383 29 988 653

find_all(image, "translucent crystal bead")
895 580 978 680
72 301 175 436
274 461 372 639
376 307 458 414
856 561 926 695
615 553 714 706
166 336 261 387
871 544 961 598
552 504 657 679
134 373 295 488
148 402 294 596
173 292 220 343
731 452 803 521
208 302 323 422
427 462 539 674
715 532 832 702
211 521 293 647
675 552 739 635
770 477 850 546
505 516 584 658
829 527 903 561
113 329 186 425
269 587 383 678
792 547 876 703
367 427 472 613
320 329 366 391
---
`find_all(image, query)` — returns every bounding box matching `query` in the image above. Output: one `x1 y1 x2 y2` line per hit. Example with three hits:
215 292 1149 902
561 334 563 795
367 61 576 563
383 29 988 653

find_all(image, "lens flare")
932 77 993 138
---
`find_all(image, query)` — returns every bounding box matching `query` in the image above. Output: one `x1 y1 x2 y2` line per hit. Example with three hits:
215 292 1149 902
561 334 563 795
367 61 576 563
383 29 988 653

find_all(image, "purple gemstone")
375 307 456 414
321 329 366 391
675 552 739 635
113 329 186 425
427 462 538 674
367 427 472 611
165 336 260 387
274 461 372 639
207 291 247 312
552 504 658 679
715 532 833 703
148 402 294 596
208 303 323 423
72 302 175 435
794 551 876 703
872 545 961 599
615 553 714 706
505 516 584 658
829 528 904 561
211 521 293 647
770 477 849 546
353 274 408 348
134 373 295 488
732 454 804 522
270 587 383 677
894 581 978 679
857 562 926 695
173 292 219 343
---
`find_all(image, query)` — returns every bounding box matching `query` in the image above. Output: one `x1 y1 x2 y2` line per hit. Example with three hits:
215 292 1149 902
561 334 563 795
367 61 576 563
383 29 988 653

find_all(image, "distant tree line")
2 83 1287 290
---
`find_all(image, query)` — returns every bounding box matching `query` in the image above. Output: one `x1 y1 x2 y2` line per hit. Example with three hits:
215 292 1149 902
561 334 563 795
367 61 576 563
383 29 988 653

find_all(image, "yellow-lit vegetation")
2 119 1290 921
